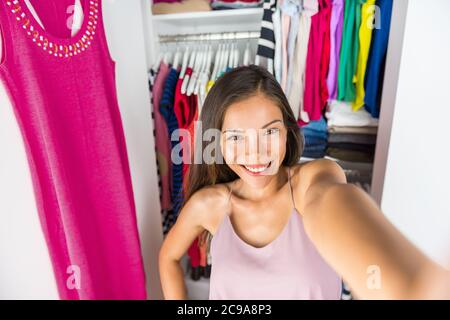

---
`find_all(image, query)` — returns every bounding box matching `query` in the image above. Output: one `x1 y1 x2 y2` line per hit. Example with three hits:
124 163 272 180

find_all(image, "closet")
1 0 449 300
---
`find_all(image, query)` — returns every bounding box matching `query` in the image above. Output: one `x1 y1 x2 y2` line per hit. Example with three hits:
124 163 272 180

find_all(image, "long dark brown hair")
184 65 304 205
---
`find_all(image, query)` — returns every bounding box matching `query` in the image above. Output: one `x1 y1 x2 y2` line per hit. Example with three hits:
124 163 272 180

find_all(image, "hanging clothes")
160 67 183 230
318 0 332 108
0 0 146 299
337 0 364 102
364 0 393 118
256 0 277 74
303 0 331 122
326 0 344 101
151 62 173 212
280 1 290 90
273 0 283 83
282 0 302 96
353 0 376 111
174 67 197 177
288 0 319 124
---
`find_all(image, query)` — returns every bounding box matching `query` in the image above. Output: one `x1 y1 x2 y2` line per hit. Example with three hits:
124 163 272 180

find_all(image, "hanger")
195 43 212 96
172 44 181 70
233 41 239 68
187 43 205 96
243 39 250 66
181 44 197 94
227 35 235 70
163 43 172 66
179 45 190 79
222 42 230 75
194 44 208 95
217 42 227 78
152 50 163 71
210 43 222 82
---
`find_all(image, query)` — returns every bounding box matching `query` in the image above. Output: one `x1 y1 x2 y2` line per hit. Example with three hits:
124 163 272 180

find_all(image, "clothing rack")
158 31 260 43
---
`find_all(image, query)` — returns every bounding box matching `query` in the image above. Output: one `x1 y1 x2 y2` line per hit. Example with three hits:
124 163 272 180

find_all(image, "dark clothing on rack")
364 0 393 118
256 0 277 74
160 68 183 229
328 132 377 145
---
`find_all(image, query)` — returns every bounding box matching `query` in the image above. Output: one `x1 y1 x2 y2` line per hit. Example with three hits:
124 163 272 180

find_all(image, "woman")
159 65 448 300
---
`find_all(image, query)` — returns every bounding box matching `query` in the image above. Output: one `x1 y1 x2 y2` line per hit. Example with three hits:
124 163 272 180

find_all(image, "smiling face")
221 93 288 188
184 65 303 203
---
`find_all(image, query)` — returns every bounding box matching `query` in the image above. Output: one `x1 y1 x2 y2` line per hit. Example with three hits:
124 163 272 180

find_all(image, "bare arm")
297 159 448 299
158 188 220 299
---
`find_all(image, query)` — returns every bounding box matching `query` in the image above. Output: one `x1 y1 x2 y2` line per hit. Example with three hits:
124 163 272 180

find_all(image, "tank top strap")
287 167 297 212
0 0 21 67
95 0 116 66
225 180 235 215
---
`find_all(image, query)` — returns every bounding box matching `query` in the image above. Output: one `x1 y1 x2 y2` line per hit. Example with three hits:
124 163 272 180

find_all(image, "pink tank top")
209 168 342 299
0 0 146 299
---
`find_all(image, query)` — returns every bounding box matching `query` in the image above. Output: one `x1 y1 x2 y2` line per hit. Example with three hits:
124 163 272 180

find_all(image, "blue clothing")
302 150 327 159
301 116 329 141
160 68 183 224
364 0 393 118
305 135 328 147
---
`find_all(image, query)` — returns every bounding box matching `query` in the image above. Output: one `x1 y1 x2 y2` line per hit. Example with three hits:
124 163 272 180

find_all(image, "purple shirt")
327 0 345 100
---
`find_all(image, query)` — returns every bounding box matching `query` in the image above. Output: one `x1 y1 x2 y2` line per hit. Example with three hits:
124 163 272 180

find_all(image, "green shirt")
337 0 365 102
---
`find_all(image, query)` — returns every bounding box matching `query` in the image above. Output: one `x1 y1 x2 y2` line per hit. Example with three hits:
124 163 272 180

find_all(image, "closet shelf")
151 8 263 36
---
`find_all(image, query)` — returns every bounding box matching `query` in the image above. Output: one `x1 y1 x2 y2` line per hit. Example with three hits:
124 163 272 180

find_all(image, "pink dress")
0 0 146 299
209 168 342 299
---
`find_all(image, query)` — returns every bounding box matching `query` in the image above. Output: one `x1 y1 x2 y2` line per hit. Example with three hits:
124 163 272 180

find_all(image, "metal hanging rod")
158 31 260 43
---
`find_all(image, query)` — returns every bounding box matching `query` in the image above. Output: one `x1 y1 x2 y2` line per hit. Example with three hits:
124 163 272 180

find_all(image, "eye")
227 135 243 142
263 128 280 136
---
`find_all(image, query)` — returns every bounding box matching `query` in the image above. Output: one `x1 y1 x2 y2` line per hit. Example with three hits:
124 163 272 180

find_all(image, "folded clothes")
304 145 327 153
212 0 262 2
327 142 375 153
325 100 379 127
302 150 327 159
152 0 211 15
301 116 328 133
304 135 327 147
328 125 378 135
303 130 328 141
326 148 374 163
211 0 263 9
301 116 329 142
328 133 377 145
153 0 182 4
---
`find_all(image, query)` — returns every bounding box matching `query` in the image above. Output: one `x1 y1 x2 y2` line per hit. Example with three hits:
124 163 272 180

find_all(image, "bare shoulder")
288 159 347 212
182 182 232 234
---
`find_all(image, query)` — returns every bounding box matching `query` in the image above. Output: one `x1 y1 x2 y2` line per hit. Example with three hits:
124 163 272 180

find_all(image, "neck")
236 166 289 202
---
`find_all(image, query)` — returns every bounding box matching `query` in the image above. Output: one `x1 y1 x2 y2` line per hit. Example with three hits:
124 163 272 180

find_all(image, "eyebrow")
222 119 283 133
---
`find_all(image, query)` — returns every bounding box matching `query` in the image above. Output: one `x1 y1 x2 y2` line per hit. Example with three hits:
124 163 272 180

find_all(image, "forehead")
222 94 283 130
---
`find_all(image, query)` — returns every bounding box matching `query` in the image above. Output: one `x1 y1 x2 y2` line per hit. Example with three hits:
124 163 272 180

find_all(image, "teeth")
244 164 269 173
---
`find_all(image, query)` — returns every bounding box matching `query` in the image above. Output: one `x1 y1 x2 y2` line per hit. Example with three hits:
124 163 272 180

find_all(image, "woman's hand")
295 159 439 299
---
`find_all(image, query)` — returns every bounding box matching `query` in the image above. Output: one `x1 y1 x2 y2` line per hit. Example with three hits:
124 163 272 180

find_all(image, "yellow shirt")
353 0 376 111
206 80 215 93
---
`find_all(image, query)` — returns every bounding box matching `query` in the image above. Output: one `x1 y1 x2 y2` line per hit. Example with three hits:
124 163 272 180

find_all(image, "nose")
243 130 273 164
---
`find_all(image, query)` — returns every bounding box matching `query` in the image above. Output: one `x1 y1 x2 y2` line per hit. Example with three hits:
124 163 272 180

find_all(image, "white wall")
379 0 450 266
0 0 164 299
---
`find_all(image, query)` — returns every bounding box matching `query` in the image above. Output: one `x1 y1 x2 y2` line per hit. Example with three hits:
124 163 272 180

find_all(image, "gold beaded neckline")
6 0 99 58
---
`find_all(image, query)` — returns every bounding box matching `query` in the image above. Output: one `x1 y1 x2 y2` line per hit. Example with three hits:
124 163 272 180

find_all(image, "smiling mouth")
240 162 272 175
